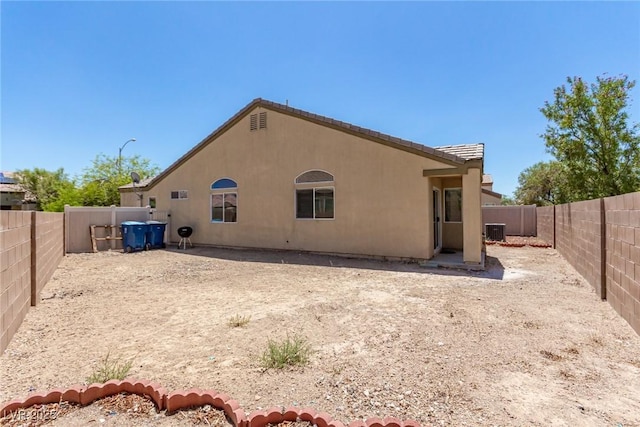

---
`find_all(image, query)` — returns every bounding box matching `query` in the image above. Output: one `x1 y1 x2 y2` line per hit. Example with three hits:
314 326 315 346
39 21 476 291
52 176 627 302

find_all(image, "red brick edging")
0 378 420 427
166 388 244 426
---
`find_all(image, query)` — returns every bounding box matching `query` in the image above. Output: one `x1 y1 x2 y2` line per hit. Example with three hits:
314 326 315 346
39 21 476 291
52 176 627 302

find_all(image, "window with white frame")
444 188 462 222
211 178 237 223
170 190 188 200
148 197 157 209
295 170 334 219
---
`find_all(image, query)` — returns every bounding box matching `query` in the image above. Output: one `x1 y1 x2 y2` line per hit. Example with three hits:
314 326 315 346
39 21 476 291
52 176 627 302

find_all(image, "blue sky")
2 1 639 197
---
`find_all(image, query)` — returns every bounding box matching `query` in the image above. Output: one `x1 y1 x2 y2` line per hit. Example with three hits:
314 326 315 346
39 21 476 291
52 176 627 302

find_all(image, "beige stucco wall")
119 192 150 208
463 168 483 264
122 107 482 260
482 191 502 206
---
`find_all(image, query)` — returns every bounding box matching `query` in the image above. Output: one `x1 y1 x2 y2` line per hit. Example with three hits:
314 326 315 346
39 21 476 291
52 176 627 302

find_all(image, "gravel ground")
1 245 639 426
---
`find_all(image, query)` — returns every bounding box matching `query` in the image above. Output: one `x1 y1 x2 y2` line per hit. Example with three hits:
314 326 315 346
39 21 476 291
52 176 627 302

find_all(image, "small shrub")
227 314 251 328
86 352 134 384
260 334 312 369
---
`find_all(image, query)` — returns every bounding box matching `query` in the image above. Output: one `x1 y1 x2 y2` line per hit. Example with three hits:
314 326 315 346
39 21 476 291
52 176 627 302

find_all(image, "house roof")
482 188 502 198
434 144 484 161
0 171 18 184
258 99 472 164
120 98 484 192
0 183 25 193
118 177 154 190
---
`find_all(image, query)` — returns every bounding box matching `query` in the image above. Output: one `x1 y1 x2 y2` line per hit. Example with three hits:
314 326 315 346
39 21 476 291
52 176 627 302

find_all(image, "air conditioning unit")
485 223 506 242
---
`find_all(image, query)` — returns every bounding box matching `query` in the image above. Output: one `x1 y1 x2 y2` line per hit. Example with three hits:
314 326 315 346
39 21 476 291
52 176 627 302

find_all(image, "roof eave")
128 98 480 193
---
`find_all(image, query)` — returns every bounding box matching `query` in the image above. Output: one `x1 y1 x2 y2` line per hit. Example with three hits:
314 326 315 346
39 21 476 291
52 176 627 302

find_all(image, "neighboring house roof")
118 177 154 190
0 172 18 184
120 98 484 192
482 188 502 199
0 183 25 193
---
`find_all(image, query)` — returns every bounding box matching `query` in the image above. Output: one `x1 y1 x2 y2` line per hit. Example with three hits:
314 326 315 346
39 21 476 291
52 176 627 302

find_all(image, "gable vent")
259 112 267 129
250 114 258 131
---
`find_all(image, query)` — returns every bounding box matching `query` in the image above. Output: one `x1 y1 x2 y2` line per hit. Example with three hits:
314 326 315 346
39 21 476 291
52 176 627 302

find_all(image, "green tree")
514 161 569 206
500 195 516 206
41 181 83 212
15 167 76 211
78 154 159 206
540 74 640 201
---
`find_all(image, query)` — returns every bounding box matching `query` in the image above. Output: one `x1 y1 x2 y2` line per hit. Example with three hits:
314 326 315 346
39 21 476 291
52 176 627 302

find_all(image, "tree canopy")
540 74 640 201
15 154 159 211
15 167 75 211
79 154 159 207
500 195 516 206
514 161 569 206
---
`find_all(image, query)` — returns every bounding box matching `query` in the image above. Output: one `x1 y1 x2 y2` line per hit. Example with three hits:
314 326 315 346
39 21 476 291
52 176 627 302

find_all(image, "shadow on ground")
163 245 506 280
484 255 505 280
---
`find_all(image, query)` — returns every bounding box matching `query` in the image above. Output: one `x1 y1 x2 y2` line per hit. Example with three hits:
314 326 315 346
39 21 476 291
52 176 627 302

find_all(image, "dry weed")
540 350 563 361
227 314 251 328
86 352 134 384
589 333 605 346
523 320 540 329
564 346 580 355
559 369 575 380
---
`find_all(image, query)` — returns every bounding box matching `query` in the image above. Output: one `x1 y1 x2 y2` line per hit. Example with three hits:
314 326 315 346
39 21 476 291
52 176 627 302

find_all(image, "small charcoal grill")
177 226 193 250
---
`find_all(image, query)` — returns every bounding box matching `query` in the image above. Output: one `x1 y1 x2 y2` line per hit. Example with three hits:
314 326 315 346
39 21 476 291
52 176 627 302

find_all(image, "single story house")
120 98 485 265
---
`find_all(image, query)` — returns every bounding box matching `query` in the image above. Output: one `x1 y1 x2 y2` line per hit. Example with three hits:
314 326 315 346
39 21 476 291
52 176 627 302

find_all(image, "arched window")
294 170 334 219
211 178 237 223
211 178 237 190
295 170 334 184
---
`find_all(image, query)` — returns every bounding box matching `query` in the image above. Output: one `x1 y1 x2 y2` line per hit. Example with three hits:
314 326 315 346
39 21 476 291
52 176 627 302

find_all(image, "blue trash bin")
145 221 167 249
121 221 148 253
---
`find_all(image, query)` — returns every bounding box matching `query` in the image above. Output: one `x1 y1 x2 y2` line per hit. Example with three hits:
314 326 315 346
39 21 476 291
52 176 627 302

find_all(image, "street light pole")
118 138 136 175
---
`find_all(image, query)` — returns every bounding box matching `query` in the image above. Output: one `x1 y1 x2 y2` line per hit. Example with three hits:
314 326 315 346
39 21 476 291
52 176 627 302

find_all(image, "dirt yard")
1 245 639 426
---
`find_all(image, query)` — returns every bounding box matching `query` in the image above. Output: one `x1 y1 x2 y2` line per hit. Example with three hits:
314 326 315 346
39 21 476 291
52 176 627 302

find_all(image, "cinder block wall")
0 211 65 352
33 212 64 305
604 193 640 334
536 206 554 246
555 199 605 298
537 192 639 335
0 212 33 353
